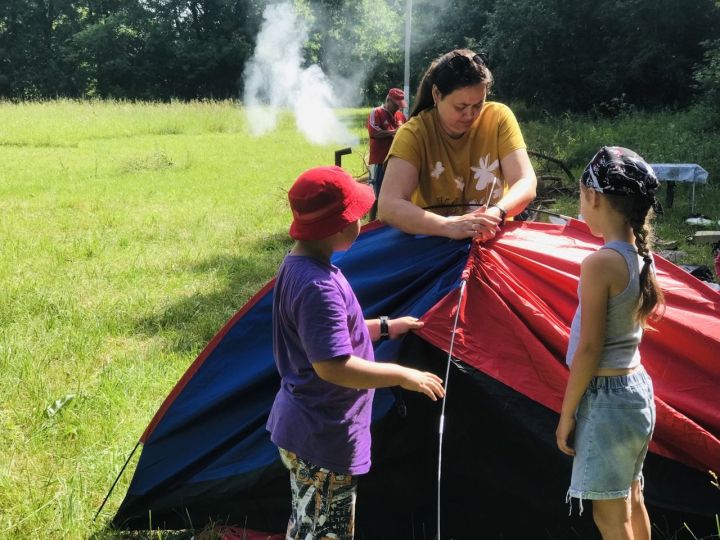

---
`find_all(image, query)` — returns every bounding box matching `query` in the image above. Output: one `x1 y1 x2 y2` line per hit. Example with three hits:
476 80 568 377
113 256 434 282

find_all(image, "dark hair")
409 49 494 118
604 194 665 326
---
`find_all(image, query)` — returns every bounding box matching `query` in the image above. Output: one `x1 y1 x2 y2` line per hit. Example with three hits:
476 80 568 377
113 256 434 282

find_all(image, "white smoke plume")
243 2 358 146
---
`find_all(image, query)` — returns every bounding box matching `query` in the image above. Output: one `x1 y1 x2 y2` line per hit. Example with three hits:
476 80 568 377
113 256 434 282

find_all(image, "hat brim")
390 97 408 108
289 181 375 241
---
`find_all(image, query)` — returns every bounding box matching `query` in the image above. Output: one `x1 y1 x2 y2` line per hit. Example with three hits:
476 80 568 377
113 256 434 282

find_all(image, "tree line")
1 0 719 112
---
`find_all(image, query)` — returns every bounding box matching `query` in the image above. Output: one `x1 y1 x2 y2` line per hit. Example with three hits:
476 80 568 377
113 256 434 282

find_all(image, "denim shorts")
568 366 655 507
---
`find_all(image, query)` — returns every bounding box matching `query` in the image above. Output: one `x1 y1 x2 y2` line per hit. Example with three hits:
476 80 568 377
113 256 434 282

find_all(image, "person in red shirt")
367 88 407 218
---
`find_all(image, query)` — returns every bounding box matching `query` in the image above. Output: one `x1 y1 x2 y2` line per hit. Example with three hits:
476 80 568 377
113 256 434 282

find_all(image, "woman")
377 49 537 240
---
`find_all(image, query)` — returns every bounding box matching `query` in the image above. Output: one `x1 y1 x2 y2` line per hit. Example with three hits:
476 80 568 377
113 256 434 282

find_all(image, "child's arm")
366 316 424 341
313 356 445 401
556 252 611 456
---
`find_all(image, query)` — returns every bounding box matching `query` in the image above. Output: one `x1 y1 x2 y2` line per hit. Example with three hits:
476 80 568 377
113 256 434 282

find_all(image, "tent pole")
403 0 412 115
94 441 141 522
437 278 467 540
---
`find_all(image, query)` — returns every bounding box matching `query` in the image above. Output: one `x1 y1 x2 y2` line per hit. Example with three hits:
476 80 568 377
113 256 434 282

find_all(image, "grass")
519 103 720 269
0 100 369 539
0 100 718 540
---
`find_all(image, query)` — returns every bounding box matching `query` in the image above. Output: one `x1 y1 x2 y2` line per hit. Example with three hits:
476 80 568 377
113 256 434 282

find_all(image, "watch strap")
379 316 390 338
489 203 507 225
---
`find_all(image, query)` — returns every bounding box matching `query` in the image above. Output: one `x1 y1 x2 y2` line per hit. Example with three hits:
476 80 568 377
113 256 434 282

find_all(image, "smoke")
242 2 358 147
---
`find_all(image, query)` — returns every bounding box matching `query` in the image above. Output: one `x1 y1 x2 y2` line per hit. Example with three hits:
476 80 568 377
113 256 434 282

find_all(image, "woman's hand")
444 207 501 240
389 316 424 338
555 414 576 456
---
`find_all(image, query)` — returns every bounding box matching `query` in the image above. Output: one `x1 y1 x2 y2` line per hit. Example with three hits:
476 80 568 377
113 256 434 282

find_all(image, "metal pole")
403 0 412 114
437 279 467 540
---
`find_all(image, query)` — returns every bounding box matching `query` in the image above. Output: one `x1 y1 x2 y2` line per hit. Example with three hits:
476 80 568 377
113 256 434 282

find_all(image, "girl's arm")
556 252 612 456
312 355 445 401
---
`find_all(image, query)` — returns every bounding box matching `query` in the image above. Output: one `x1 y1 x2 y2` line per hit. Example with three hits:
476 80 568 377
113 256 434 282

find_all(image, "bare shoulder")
582 249 628 295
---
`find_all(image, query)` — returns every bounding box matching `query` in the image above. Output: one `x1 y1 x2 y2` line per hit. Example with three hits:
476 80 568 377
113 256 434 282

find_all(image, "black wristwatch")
379 316 390 339
489 203 507 225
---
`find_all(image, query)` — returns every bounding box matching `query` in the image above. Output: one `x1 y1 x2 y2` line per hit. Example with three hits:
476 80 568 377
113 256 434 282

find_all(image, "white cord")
436 278 467 540
484 177 497 208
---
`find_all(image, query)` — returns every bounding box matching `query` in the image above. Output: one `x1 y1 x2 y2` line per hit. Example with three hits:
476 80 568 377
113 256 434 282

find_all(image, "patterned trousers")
279 448 358 540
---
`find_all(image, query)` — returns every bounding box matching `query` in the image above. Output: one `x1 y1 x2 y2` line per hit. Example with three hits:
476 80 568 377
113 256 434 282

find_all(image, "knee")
593 500 631 534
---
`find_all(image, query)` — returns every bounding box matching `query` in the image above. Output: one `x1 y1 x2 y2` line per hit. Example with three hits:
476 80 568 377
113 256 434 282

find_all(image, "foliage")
0 0 263 100
692 38 720 127
485 0 720 111
405 0 495 99
298 0 405 105
2 0 720 111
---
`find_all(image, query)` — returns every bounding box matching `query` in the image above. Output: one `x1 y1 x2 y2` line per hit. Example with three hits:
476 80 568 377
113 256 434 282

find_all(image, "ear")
431 84 441 104
587 188 603 208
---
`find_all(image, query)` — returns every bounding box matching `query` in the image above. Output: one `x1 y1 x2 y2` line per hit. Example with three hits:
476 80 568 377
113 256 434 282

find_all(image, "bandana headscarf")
581 146 662 213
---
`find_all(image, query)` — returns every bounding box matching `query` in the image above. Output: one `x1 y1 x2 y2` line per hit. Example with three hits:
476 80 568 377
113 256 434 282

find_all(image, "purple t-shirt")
266 255 375 475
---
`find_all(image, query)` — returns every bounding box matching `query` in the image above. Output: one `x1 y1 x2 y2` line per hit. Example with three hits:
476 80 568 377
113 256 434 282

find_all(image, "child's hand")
555 415 576 456
400 368 445 401
389 316 424 338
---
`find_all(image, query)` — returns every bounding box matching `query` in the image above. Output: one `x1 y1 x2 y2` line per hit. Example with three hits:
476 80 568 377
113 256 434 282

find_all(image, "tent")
112 220 720 539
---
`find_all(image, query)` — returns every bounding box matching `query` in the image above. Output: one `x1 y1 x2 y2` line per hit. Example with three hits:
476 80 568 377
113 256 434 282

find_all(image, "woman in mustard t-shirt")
378 49 537 241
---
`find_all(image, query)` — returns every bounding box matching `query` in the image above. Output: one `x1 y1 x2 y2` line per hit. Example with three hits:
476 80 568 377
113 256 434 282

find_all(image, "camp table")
650 163 709 214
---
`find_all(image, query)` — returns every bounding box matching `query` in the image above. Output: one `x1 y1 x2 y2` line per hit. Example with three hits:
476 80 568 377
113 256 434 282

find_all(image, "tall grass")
518 103 720 267
0 100 717 539
0 100 368 539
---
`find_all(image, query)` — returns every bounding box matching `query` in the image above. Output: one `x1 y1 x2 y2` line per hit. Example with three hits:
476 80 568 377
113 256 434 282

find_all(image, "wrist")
560 405 576 419
488 203 507 225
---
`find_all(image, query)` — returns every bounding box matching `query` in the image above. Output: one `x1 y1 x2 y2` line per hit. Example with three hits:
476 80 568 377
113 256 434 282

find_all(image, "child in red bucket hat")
267 165 444 539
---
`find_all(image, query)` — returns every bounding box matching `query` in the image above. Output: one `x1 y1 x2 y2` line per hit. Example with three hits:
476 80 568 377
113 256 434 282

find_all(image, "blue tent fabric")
114 225 471 524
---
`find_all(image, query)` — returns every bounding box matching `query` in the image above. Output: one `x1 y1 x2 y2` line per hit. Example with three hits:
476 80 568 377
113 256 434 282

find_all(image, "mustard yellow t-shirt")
386 101 526 216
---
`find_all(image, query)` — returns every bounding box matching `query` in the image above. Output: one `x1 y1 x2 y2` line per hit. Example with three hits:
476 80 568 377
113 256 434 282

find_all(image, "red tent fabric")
419 220 720 473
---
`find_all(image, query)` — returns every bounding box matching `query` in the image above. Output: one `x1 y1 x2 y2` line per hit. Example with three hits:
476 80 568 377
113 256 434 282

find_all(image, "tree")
1 0 719 107
485 0 720 111
298 0 405 105
408 0 495 97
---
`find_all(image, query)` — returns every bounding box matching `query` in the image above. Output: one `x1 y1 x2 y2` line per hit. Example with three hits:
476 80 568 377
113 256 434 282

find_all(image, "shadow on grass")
89 528 194 540
134 231 292 354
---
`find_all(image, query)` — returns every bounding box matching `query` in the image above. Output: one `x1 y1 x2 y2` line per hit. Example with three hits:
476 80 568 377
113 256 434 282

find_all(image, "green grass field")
0 100 717 540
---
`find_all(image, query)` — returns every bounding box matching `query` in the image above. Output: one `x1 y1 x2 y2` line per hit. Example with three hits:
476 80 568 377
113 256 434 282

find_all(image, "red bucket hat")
288 166 375 241
387 88 408 108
